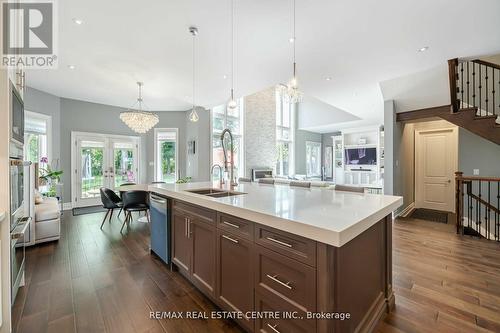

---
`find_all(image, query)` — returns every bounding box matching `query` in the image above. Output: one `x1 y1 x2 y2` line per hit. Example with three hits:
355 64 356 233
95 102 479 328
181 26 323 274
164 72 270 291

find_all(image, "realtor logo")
1 0 58 68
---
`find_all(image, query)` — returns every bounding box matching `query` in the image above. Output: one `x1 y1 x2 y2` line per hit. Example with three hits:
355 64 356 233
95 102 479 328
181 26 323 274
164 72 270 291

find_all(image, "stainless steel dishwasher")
149 193 171 264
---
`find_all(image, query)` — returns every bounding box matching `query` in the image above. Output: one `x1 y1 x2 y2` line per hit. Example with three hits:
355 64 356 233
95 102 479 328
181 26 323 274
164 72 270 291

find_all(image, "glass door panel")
158 140 176 183
77 139 106 207
112 142 137 188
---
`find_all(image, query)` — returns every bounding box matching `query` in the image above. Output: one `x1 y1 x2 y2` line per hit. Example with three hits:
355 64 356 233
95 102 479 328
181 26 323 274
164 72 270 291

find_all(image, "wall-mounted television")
344 148 377 165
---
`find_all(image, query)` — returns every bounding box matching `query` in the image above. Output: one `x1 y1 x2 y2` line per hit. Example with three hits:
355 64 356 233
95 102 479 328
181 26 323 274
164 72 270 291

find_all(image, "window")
306 141 322 178
211 100 244 181
275 89 294 177
24 111 51 168
154 128 178 183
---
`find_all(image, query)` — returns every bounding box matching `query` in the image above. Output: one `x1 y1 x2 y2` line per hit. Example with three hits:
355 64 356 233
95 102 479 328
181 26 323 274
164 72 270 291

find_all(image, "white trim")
62 202 73 211
24 110 52 164
396 202 415 218
154 128 178 183
71 131 141 208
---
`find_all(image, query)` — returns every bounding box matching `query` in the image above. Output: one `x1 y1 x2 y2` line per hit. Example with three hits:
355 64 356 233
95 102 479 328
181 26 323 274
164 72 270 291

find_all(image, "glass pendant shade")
120 82 159 133
120 110 159 134
189 107 199 122
227 88 238 112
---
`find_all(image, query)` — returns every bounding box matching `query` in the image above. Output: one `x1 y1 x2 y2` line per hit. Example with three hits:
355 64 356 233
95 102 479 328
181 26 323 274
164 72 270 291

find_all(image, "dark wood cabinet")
217 229 254 332
170 200 393 333
191 217 216 296
172 209 191 276
172 201 216 297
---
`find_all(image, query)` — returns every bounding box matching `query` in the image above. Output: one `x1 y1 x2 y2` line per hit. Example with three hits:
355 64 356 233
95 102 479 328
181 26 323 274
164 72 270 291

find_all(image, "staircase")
397 58 500 144
455 172 500 242
448 58 500 144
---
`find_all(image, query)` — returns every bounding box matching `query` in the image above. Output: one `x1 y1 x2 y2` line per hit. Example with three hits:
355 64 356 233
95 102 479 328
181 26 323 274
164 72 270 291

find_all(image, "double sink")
186 188 246 198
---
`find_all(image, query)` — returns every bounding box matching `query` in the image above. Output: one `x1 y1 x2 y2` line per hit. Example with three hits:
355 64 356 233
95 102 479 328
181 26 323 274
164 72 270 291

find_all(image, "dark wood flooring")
12 212 500 333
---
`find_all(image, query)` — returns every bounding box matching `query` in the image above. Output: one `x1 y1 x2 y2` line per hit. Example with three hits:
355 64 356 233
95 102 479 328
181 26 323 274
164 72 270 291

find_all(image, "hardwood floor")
12 212 500 333
12 211 244 333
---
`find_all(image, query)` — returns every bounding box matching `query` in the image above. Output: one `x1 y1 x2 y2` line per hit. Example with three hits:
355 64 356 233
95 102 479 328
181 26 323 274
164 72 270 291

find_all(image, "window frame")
306 141 322 178
210 99 245 178
154 128 178 183
24 110 52 166
275 89 295 177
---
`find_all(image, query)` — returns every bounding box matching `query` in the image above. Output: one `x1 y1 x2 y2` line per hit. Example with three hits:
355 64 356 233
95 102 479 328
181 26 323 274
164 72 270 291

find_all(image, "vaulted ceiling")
26 0 500 130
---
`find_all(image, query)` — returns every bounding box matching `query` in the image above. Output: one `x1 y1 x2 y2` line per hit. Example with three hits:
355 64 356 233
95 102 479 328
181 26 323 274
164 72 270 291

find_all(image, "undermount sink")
186 188 246 198
186 188 226 195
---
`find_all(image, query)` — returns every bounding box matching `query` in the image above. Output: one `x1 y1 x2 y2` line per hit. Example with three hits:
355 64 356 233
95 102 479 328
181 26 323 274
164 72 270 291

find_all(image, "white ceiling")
26 0 500 130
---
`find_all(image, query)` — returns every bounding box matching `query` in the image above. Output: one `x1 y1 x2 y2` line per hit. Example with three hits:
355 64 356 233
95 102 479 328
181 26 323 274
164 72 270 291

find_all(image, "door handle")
222 234 239 244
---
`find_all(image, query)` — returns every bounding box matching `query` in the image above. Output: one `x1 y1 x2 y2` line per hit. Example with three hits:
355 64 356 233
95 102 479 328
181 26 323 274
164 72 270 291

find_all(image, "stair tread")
473 115 498 120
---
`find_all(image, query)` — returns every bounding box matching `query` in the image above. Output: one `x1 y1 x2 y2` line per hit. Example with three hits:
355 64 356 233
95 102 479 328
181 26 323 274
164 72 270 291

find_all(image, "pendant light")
226 0 238 112
189 26 199 122
120 82 159 133
282 0 303 104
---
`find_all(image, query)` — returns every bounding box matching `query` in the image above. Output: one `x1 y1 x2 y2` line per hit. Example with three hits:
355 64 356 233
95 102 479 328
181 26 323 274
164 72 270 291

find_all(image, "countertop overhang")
145 181 402 247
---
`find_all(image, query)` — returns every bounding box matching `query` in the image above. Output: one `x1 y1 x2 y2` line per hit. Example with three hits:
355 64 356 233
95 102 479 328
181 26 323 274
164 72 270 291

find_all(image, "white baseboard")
396 202 415 218
462 217 496 239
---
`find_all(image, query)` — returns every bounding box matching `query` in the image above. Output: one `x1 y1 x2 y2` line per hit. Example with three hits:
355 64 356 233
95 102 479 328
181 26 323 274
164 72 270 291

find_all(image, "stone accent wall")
244 87 276 178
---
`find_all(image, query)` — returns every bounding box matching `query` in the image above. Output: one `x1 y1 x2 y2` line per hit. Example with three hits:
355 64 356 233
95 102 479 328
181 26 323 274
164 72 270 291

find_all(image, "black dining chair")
120 190 150 233
151 181 166 184
99 188 123 229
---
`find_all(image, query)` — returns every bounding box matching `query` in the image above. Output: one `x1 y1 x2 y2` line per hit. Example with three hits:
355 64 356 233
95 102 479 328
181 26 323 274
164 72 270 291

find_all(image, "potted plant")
39 157 63 197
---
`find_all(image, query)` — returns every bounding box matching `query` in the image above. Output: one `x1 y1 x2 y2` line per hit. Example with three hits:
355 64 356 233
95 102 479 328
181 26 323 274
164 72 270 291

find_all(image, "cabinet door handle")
187 218 191 238
222 234 239 244
266 323 281 333
184 217 188 237
266 274 292 290
266 237 292 248
223 221 240 229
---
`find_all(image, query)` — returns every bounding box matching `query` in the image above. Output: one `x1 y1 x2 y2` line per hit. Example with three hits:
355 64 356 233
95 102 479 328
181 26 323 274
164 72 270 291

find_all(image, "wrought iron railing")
455 171 500 241
449 58 500 118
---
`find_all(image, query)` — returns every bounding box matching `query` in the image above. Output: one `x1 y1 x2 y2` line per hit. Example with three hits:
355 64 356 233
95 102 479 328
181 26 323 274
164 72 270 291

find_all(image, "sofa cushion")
35 197 60 222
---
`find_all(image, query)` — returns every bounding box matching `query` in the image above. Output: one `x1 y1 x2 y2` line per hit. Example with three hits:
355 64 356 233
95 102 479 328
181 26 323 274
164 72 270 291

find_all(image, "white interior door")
415 128 458 212
72 132 140 208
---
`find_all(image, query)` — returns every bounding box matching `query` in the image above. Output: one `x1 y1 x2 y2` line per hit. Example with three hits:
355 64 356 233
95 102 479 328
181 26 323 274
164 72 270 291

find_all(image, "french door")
72 132 140 208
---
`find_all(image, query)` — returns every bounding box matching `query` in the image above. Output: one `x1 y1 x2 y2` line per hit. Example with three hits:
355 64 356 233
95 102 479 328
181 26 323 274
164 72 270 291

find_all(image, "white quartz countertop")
145 181 402 247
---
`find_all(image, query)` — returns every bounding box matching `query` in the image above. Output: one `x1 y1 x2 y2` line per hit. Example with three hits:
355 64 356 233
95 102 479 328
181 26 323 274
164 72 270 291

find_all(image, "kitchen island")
147 181 402 333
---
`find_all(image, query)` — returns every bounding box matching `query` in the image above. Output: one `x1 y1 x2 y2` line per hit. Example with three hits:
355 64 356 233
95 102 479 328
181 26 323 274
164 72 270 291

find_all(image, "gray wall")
25 87 200 205
294 129 322 175
24 87 61 168
244 87 277 177
185 107 211 182
459 128 500 176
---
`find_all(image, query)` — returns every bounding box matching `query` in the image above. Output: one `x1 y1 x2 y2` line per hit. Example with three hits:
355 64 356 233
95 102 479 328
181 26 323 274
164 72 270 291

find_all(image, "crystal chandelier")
227 0 238 112
280 0 303 104
120 82 159 133
189 26 200 122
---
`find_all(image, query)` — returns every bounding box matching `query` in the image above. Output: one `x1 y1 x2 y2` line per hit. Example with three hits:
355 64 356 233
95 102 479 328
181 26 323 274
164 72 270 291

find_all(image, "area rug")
72 205 107 216
410 208 448 223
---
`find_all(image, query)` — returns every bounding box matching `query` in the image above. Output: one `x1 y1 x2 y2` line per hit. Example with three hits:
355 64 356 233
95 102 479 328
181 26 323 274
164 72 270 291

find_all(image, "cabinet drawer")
255 245 316 313
218 213 254 240
255 290 315 333
173 200 216 225
255 225 316 267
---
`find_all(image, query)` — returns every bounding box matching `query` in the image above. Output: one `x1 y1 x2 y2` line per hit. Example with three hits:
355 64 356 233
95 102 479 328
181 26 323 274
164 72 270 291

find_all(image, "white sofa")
33 196 61 244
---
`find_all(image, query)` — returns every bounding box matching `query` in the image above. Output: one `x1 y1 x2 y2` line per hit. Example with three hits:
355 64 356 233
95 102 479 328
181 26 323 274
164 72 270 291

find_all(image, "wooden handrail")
472 59 500 70
456 175 500 182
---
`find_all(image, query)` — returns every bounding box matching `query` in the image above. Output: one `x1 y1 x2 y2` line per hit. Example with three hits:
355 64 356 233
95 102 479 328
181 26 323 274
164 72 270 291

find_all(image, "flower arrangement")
38 157 63 197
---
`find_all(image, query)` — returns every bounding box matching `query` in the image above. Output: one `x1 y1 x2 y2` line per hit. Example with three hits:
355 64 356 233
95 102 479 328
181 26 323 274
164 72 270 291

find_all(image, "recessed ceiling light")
325 77 332 81
223 75 228 79
72 18 83 25
67 65 76 70
418 46 429 52
289 37 295 43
